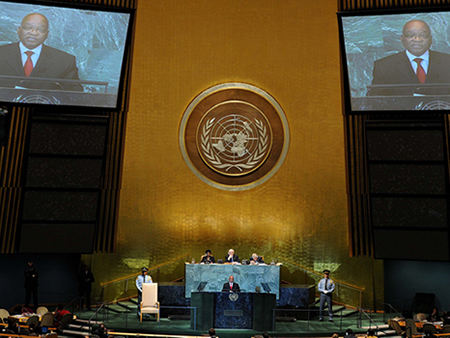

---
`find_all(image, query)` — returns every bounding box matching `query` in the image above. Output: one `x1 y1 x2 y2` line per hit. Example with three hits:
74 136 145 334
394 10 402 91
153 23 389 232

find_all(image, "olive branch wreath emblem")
200 117 269 172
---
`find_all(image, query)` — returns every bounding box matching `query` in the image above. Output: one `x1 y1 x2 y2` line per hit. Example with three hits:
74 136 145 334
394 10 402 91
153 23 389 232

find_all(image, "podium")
190 292 214 330
352 95 450 111
190 292 275 331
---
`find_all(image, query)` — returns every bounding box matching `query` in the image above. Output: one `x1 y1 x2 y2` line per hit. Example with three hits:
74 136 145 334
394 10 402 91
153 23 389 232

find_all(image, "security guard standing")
318 269 335 322
136 267 153 317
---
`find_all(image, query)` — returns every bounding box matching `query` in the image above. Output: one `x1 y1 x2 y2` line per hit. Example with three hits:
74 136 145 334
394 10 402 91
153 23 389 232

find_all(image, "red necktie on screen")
414 58 426 84
24 51 34 77
230 283 233 289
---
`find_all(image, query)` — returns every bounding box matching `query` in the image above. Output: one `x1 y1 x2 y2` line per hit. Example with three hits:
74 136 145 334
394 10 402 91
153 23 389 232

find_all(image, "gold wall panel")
85 0 384 309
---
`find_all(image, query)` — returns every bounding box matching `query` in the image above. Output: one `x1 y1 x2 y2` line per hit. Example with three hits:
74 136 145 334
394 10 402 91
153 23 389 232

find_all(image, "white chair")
140 283 159 322
0 309 10 322
36 306 48 315
416 313 427 321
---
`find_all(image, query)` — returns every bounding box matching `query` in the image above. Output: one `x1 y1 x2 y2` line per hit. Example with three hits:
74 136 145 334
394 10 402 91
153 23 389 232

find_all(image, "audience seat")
40 312 54 327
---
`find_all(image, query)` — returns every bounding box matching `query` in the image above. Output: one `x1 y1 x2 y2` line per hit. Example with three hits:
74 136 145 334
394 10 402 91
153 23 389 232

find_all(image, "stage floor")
73 308 389 338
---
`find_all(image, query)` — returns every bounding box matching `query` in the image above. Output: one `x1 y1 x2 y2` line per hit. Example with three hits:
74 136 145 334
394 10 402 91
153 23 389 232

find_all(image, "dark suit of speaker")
369 50 450 96
222 282 240 292
0 42 83 91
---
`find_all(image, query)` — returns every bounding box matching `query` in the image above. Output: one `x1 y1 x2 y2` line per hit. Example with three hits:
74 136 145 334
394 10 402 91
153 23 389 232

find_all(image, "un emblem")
180 83 289 191
198 103 272 176
229 293 239 302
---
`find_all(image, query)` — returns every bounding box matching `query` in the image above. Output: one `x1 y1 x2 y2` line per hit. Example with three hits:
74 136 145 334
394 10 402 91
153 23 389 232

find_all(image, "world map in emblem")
198 110 272 176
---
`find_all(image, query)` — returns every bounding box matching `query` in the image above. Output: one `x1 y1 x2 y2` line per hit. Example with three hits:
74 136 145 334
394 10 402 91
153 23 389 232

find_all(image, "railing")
99 254 190 302
110 333 213 338
98 303 197 331
383 302 404 323
88 301 107 332
279 258 365 308
357 307 379 332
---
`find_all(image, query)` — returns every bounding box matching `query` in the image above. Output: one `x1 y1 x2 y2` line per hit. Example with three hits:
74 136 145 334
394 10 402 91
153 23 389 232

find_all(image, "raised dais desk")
185 263 281 299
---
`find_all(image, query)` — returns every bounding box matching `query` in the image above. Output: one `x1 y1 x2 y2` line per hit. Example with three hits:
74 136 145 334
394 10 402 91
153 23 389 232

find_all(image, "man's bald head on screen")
17 13 49 50
401 19 433 57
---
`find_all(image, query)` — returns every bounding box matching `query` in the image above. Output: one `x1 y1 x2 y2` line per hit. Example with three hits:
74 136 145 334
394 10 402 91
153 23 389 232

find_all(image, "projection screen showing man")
339 11 450 111
0 0 132 109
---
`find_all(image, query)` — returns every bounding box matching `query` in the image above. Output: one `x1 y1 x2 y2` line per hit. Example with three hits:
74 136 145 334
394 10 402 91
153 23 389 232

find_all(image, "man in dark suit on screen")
369 19 450 96
0 13 83 91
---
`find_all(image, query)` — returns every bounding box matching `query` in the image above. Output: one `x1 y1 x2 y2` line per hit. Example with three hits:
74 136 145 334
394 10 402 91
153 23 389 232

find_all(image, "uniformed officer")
136 267 153 316
318 269 335 322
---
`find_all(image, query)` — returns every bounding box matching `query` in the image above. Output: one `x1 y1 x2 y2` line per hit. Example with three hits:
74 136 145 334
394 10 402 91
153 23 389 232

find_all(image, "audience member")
54 303 71 326
332 334 339 338
345 329 357 338
366 329 378 338
94 324 110 338
208 328 216 337
442 311 450 325
423 329 437 338
6 318 19 334
28 322 42 336
262 332 271 338
428 307 442 322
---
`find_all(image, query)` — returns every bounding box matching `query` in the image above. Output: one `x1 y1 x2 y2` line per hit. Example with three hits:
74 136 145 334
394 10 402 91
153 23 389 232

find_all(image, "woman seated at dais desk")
200 249 215 264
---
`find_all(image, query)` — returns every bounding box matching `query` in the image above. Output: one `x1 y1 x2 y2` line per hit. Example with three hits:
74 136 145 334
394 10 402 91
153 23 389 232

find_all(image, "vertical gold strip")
0 107 30 253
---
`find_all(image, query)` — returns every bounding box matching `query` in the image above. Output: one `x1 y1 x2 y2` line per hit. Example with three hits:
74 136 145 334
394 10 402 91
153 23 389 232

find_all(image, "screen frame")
0 0 135 112
338 5 450 115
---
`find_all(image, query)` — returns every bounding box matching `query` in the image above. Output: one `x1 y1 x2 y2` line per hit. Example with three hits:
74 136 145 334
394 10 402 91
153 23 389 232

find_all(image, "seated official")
225 248 239 263
222 275 240 292
200 249 215 264
249 253 264 264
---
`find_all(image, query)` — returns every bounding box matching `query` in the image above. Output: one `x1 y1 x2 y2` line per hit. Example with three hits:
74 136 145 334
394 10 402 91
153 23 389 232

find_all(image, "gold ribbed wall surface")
0 108 29 254
84 0 384 309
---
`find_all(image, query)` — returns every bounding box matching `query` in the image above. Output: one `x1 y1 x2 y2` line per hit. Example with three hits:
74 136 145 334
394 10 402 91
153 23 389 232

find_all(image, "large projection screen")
339 9 450 112
0 0 132 109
